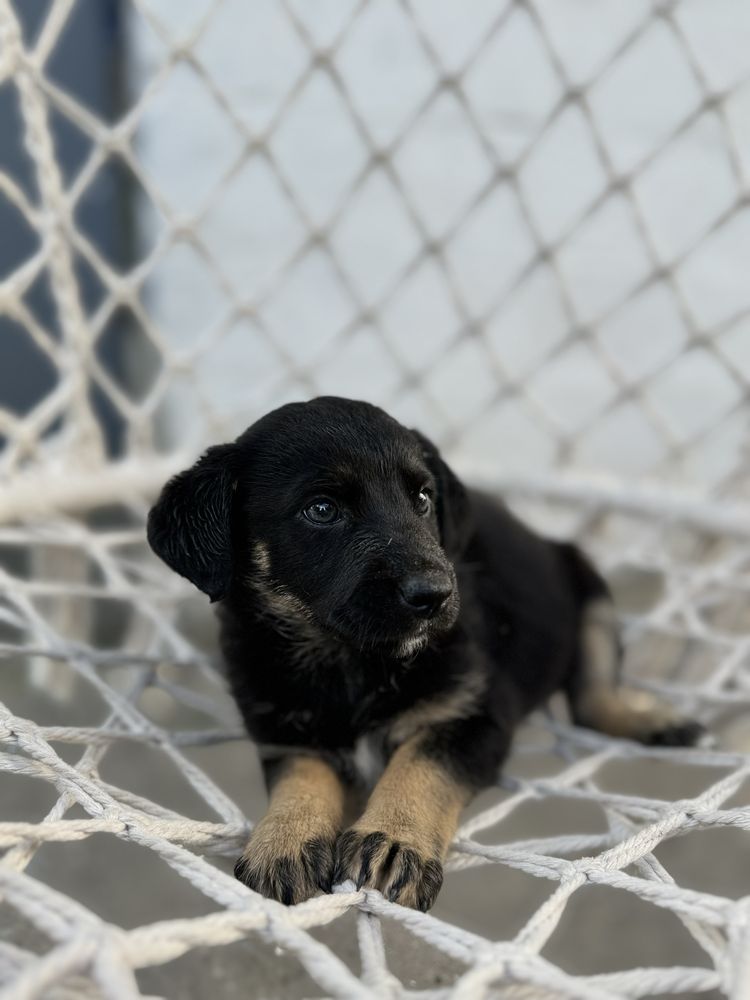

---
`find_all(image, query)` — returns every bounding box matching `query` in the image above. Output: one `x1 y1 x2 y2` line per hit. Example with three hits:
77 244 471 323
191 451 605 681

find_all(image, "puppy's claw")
335 828 443 911
235 834 336 905
387 852 443 911
356 831 388 889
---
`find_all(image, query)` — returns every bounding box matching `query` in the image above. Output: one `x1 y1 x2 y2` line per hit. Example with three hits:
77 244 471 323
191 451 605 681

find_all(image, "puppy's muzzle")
398 573 453 620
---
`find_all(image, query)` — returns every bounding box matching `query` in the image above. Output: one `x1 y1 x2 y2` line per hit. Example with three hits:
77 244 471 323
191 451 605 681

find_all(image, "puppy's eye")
416 489 432 516
303 499 340 525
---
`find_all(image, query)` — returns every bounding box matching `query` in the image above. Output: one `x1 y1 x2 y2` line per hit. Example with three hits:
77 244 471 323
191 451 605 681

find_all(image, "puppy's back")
461 490 583 709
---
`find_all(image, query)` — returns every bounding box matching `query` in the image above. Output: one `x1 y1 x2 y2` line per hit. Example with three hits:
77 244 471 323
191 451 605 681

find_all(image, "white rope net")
0 1 749 997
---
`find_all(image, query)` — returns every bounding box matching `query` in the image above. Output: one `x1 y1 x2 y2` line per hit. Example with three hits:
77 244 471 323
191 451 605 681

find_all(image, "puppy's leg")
335 718 509 910
234 754 345 904
570 597 704 746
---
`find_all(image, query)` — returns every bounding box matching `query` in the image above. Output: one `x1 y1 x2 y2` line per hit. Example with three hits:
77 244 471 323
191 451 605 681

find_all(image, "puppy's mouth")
336 622 430 660
392 627 430 660
326 590 459 660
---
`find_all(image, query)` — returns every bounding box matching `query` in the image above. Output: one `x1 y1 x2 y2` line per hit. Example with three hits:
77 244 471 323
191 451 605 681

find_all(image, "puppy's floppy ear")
147 443 238 602
412 430 472 558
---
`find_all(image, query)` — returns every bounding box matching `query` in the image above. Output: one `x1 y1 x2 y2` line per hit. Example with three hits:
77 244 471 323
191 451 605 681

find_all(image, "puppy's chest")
249 657 448 748
286 666 417 739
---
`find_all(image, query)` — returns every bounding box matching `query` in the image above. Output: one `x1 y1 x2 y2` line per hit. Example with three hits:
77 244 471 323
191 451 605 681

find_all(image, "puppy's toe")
646 719 708 747
235 834 336 905
381 845 443 911
334 829 389 889
334 828 443 911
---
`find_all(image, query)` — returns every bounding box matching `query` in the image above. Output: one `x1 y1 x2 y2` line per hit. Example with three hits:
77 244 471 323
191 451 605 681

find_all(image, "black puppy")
148 396 702 911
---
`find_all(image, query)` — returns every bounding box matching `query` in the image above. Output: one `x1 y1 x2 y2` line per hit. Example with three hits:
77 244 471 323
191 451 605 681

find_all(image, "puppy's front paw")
334 828 443 911
234 822 336 905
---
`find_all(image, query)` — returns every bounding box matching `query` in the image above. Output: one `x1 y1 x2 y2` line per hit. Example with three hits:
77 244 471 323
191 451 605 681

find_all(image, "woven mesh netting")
1 1 749 997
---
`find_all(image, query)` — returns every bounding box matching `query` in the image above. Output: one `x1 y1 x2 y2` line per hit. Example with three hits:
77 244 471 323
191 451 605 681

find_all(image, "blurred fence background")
1 0 749 512
1 2 750 999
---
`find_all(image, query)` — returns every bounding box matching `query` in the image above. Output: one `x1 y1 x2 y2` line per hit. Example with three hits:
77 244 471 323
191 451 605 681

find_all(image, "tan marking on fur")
237 756 345 902
388 671 485 746
580 597 620 689
265 755 344 841
574 598 688 740
350 736 469 860
252 540 271 576
395 633 429 658
255 580 312 623
574 687 685 740
246 548 350 668
249 541 310 625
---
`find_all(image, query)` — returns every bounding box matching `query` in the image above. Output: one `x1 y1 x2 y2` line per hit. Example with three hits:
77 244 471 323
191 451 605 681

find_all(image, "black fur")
147 443 237 602
147 396 698 908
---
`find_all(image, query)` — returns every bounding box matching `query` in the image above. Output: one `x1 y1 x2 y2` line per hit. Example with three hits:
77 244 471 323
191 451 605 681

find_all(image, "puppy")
147 396 703 911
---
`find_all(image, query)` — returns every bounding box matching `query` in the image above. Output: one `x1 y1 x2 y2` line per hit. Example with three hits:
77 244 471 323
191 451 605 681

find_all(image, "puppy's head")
147 397 472 658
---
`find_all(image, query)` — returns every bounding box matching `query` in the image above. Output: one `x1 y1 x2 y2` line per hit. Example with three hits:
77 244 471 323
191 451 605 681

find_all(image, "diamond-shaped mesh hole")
675 207 750 328
609 564 665 616
191 318 288 422
462 5 562 163
542 883 714 979
0 189 40 282
625 630 724 688
136 927 321 1000
575 401 665 477
555 195 651 323
29 833 216 927
645 348 742 443
0 599 28 644
44 1 161 124
527 341 618 434
199 155 306 297
261 248 356 365
696 585 750 636
0 317 59 419
311 325 402 400
140 241 227 353
27 592 135 651
632 111 738 263
394 90 492 238
335 0 436 148
424 335 499 425
587 19 704 174
196 0 309 134
331 168 422 306
0 542 32 579
597 282 687 383
4 655 108 727
655 827 750 900
21 267 64 343
484 265 569 379
74 155 162 272
134 60 243 217
519 103 608 244
48 101 96 189
94 306 164 405
445 183 536 317
435 861 551 942
0 769 62 825
270 70 369 227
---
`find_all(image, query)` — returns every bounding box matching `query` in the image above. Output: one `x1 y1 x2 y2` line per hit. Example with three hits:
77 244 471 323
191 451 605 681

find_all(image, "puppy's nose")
399 574 453 619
